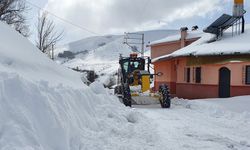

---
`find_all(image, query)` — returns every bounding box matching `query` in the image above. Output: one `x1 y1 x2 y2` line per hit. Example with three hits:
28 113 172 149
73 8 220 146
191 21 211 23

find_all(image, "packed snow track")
134 98 250 150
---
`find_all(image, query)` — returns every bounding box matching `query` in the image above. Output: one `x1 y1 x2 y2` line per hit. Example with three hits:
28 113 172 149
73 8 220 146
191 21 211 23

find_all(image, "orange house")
151 26 250 99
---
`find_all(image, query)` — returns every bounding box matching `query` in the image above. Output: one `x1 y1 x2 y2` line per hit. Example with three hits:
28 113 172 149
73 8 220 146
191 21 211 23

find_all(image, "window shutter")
193 67 195 82
242 66 246 84
184 68 187 82
246 66 250 85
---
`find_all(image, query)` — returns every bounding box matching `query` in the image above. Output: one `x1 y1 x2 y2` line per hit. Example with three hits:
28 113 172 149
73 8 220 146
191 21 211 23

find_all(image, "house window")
246 66 250 84
195 67 201 83
185 68 191 83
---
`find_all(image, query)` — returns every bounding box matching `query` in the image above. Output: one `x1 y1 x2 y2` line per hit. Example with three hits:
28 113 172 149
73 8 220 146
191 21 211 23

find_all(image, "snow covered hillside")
55 30 178 85
0 21 159 150
56 35 122 55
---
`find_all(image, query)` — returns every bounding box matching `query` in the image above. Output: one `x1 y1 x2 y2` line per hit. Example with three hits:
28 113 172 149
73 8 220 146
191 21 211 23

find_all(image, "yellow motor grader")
114 53 171 108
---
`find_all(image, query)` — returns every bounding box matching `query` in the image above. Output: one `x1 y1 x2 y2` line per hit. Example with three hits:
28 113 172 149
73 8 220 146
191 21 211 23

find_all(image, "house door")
219 67 231 98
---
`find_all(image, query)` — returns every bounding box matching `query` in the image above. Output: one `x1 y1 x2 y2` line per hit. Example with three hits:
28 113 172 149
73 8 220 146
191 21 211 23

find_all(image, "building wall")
154 56 250 99
176 57 250 86
176 83 218 99
231 86 250 97
151 38 198 95
154 61 172 82
175 57 250 99
154 60 177 95
151 42 181 59
176 58 219 99
151 38 199 59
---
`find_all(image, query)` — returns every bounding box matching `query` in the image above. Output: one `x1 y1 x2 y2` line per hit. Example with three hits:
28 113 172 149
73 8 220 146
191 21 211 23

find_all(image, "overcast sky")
27 0 250 44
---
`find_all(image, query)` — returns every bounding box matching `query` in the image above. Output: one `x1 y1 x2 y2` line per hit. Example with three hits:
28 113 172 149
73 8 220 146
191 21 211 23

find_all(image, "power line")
140 0 151 19
138 0 151 31
24 0 101 36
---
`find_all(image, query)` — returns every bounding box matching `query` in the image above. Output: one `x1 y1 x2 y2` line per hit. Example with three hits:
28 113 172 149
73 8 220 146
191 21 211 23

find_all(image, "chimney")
192 25 199 31
180 27 188 48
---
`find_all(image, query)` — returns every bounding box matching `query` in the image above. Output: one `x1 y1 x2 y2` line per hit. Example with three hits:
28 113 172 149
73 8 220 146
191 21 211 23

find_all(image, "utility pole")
142 33 145 58
124 32 145 58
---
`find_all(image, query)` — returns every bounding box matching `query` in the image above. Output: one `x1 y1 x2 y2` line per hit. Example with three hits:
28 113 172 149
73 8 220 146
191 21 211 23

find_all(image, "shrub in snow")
58 51 75 59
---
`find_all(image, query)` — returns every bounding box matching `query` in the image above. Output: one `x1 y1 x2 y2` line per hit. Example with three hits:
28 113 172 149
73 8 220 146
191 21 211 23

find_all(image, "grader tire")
122 83 132 107
159 84 171 108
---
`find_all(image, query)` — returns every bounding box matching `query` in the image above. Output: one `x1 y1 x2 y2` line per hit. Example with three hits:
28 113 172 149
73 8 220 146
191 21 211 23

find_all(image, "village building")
151 15 250 99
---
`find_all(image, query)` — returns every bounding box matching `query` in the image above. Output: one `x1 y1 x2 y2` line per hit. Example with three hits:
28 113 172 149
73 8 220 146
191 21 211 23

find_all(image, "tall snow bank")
0 22 85 88
0 22 157 149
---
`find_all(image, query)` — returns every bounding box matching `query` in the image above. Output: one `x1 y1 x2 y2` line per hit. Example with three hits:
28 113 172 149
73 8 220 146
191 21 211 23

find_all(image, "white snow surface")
136 96 250 150
55 35 122 55
0 25 82 88
150 30 203 46
153 25 250 62
1 21 250 150
0 21 159 150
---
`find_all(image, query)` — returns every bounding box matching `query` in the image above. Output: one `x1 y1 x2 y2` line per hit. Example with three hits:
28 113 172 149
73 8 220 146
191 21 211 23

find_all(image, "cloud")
45 0 223 41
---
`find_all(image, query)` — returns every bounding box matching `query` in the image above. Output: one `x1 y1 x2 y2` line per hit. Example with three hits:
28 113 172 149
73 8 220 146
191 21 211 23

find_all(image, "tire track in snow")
135 102 250 150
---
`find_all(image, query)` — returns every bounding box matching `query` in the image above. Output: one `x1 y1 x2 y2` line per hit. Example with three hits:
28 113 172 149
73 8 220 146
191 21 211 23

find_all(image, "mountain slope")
55 29 178 85
56 35 122 54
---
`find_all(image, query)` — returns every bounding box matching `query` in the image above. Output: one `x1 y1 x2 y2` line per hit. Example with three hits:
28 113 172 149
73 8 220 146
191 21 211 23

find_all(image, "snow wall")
0 22 157 150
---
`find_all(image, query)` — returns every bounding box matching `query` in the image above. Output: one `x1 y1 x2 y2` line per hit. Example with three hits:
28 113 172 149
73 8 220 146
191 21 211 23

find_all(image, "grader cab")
114 53 171 108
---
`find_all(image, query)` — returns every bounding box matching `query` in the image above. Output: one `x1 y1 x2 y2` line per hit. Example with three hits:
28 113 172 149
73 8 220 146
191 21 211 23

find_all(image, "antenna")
124 32 145 57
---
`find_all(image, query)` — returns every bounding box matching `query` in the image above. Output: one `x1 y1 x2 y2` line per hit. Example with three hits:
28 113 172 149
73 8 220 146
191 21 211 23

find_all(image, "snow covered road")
134 98 250 150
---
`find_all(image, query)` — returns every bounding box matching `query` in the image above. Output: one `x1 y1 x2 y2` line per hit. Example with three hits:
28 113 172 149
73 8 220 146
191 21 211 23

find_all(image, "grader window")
133 62 139 69
123 62 129 73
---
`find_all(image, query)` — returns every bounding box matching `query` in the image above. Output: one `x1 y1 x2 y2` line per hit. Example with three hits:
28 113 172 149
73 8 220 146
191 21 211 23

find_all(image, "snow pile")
172 96 250 119
0 21 158 150
197 96 250 114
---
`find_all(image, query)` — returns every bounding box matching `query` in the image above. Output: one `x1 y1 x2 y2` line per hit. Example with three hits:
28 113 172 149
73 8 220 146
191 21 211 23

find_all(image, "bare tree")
36 12 63 54
0 0 30 37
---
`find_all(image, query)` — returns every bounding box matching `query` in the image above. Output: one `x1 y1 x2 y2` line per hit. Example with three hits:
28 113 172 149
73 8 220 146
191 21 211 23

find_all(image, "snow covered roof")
152 25 250 63
150 30 203 46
